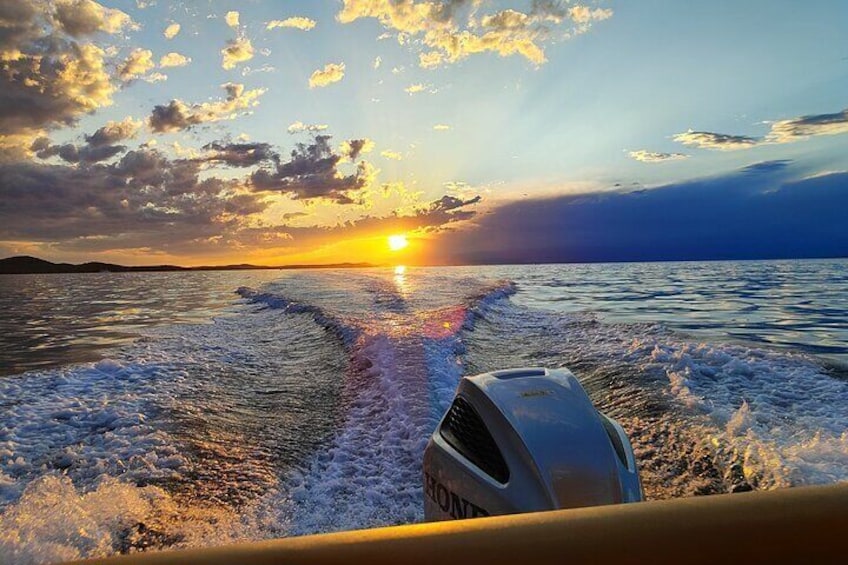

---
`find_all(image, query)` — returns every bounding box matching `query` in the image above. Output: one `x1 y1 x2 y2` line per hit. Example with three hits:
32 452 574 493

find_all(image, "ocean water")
0 260 846 562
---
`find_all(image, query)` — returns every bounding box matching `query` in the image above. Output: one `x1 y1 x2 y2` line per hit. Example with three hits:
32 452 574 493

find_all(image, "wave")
460 297 848 497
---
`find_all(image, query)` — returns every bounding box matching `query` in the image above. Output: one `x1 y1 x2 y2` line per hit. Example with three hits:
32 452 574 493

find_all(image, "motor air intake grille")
440 396 509 483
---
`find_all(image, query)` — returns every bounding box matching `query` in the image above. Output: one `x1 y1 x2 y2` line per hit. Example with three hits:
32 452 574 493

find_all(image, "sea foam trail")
237 279 517 535
0 301 349 562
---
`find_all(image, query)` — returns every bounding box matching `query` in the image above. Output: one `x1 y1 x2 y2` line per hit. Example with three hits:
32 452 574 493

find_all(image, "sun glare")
388 234 408 251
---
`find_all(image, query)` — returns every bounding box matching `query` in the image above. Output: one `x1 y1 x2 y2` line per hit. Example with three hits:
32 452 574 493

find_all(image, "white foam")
0 359 190 508
631 339 848 488
0 474 276 564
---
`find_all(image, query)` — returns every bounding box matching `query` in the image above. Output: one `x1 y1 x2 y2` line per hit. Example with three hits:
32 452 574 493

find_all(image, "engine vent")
600 415 629 469
440 396 510 483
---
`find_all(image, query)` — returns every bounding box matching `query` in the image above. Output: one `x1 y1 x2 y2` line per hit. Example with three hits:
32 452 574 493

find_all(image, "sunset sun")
388 234 409 251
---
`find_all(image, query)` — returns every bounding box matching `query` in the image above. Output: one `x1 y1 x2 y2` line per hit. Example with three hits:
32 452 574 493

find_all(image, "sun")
388 234 408 251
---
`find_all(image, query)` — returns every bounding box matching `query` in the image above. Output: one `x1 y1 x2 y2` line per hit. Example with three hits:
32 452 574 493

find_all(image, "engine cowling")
423 367 642 521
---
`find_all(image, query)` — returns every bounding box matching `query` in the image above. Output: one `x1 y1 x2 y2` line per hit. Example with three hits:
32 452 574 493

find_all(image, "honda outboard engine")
423 367 642 521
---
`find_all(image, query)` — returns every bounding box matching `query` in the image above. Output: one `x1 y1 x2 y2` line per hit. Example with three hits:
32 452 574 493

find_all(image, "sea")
0 259 846 562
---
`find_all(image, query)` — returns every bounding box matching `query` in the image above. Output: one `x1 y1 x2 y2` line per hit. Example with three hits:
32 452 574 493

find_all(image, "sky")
0 0 846 266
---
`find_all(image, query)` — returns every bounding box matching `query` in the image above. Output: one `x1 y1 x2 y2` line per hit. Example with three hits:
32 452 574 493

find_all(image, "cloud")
118 48 155 81
0 1 119 143
340 138 375 161
32 117 141 164
629 150 689 163
433 124 451 131
309 63 346 88
159 52 191 67
249 135 375 203
143 72 167 83
766 108 848 143
266 17 316 31
673 106 848 152
418 51 443 69
163 23 181 39
404 83 427 94
54 0 135 37
0 148 269 253
225 11 240 28
148 83 266 133
32 140 127 164
673 130 760 151
337 0 613 68
0 133 479 259
221 37 254 70
199 141 277 167
373 56 382 69
381 150 402 160
85 117 142 146
428 194 481 212
287 121 329 134
566 5 614 25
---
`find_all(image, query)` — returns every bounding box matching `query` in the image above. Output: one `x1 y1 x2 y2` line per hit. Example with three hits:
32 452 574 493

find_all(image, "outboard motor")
423 368 642 521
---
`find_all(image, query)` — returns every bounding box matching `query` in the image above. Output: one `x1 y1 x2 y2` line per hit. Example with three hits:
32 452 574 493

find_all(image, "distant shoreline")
0 256 374 275
2 254 846 275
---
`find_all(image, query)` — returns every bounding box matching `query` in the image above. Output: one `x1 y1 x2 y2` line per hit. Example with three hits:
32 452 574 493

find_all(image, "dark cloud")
31 118 140 164
148 83 266 133
32 138 126 164
249 135 375 203
342 138 372 161
84 118 141 147
428 194 482 212
426 161 848 264
200 141 277 167
0 148 267 249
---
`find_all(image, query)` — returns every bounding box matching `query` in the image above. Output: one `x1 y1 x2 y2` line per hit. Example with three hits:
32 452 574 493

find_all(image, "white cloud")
381 150 402 161
629 150 689 163
337 0 614 68
142 72 168 83
266 17 316 31
222 37 255 70
433 124 451 131
405 83 427 95
118 48 155 81
55 0 136 36
163 23 181 39
766 109 848 143
159 52 191 68
309 63 345 88
287 121 329 134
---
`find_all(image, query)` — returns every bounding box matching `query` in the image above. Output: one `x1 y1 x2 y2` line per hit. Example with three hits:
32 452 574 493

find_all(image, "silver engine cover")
423 368 642 521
